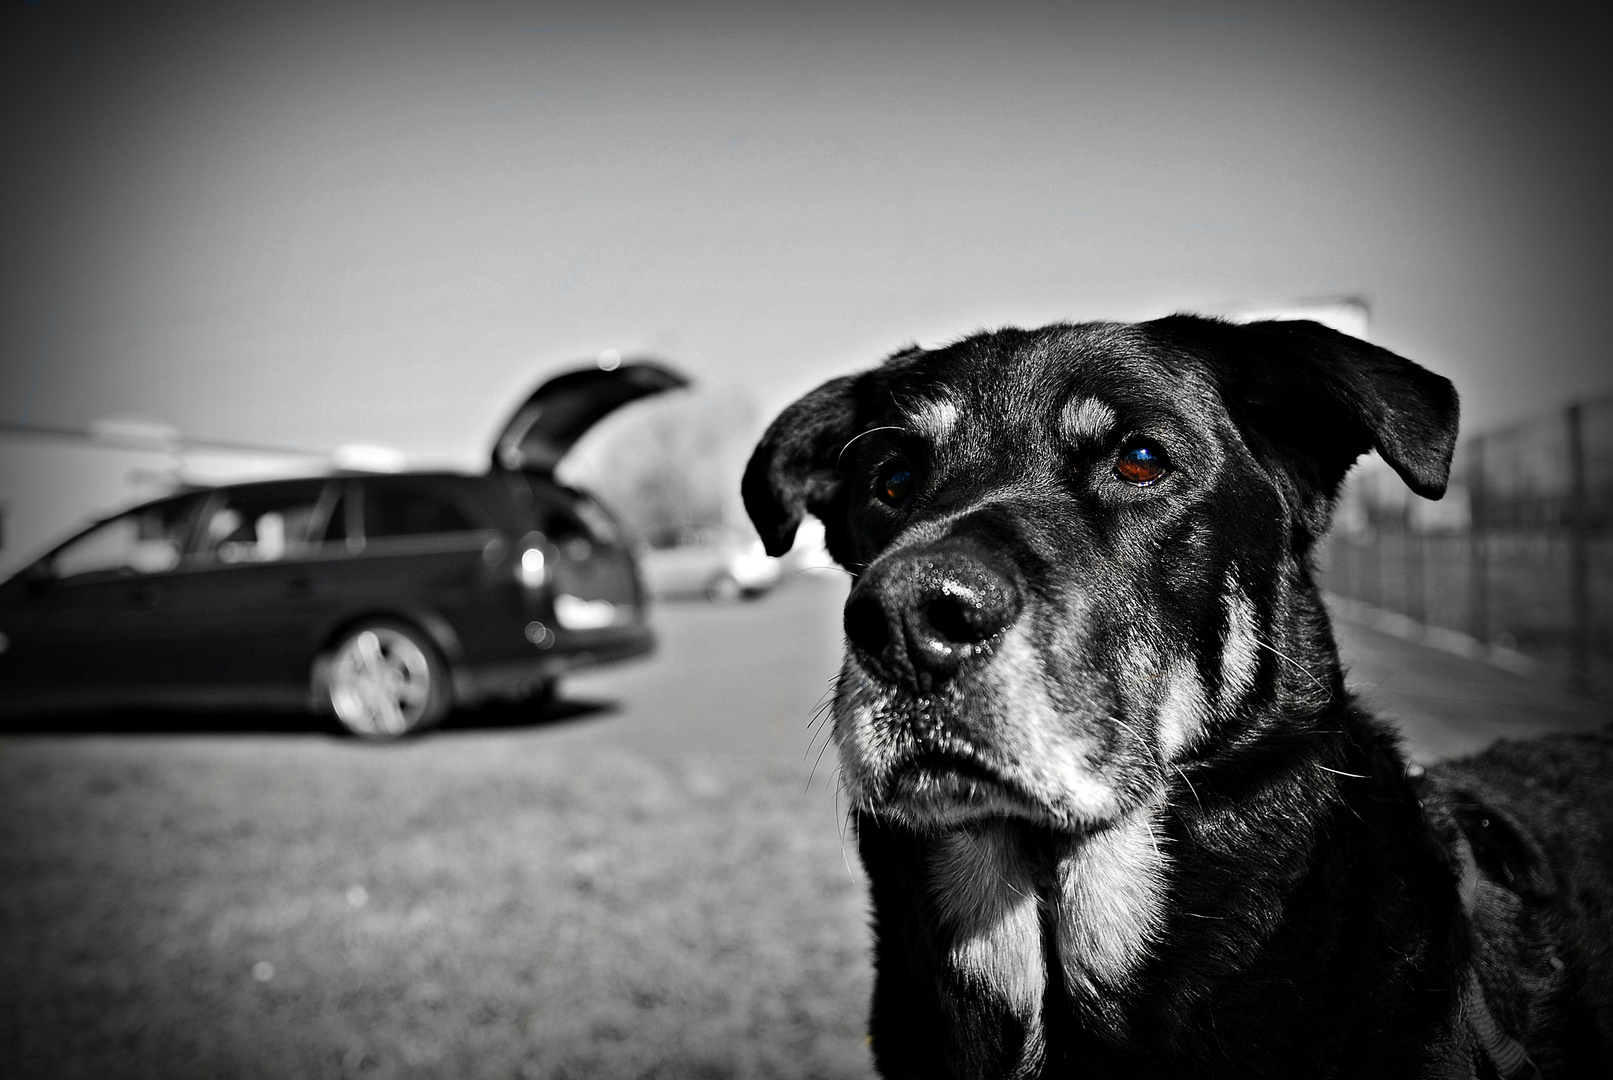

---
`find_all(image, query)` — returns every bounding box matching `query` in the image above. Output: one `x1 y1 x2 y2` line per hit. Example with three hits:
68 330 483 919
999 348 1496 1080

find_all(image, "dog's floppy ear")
1150 315 1460 505
742 375 862 556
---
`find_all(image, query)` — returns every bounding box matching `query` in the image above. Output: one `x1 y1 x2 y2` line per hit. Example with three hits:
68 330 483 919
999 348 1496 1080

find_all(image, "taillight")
516 532 549 588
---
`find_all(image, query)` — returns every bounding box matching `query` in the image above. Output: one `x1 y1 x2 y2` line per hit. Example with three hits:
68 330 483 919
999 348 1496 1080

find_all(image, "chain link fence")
1318 393 1613 700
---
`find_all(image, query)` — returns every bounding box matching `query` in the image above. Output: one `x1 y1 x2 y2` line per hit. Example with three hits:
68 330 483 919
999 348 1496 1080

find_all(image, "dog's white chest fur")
926 808 1169 1076
1052 806 1170 1004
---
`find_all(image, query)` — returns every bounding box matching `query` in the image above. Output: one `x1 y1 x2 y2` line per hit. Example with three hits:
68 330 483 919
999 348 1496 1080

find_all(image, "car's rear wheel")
326 621 450 738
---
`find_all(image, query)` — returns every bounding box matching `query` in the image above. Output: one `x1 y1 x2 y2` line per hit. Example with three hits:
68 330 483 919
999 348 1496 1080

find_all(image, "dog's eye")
1115 440 1168 486
876 463 915 505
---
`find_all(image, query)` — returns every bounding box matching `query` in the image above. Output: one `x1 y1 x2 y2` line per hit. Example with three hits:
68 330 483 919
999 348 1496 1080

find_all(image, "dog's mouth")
838 651 1128 830
880 750 1047 824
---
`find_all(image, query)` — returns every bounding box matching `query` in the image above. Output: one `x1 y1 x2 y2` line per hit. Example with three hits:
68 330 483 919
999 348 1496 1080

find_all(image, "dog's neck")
863 702 1464 1079
921 805 1173 1076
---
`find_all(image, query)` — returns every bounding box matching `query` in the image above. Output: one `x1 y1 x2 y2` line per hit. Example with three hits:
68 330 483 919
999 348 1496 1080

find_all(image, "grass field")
0 719 874 1079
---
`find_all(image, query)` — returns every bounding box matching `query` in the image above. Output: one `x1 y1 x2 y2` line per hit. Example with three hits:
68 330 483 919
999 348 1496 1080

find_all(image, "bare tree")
560 382 758 549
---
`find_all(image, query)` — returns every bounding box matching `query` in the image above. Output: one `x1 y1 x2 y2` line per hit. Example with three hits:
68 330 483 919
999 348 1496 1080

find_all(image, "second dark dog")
743 316 1612 1079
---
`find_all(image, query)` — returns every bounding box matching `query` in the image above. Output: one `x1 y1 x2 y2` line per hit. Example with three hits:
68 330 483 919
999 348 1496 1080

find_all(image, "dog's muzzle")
843 542 1022 691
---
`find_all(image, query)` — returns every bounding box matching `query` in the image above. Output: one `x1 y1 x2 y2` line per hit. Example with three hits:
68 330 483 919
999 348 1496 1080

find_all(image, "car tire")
705 573 742 603
325 620 451 739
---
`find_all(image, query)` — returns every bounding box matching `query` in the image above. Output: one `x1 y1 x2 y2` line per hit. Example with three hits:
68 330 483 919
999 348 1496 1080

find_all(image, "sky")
3 0 1609 469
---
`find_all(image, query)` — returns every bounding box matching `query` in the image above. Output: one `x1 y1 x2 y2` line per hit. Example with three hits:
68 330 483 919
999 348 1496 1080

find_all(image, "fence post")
1566 404 1590 695
1468 437 1488 646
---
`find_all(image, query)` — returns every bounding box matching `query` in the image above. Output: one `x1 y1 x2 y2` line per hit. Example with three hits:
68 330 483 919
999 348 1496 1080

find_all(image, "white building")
0 422 336 577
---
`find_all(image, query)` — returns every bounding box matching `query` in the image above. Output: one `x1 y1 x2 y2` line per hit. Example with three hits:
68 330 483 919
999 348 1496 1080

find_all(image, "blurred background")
1 1 1609 1078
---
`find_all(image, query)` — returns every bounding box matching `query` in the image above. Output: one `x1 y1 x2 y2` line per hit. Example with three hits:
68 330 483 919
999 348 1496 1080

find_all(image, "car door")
325 476 501 656
146 479 341 702
0 495 201 712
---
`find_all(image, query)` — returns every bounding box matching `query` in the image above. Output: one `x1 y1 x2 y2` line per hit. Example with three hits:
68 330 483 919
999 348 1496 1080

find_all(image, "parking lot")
1 572 1605 1080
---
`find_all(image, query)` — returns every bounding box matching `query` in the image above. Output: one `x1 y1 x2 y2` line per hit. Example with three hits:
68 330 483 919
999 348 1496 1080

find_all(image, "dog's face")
745 317 1457 835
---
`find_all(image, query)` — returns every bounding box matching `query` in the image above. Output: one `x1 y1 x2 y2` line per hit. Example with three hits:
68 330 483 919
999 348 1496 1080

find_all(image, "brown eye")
1115 440 1168 486
877 463 914 505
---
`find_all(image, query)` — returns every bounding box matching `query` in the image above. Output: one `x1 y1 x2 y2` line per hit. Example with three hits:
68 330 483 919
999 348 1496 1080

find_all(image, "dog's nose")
844 550 1021 685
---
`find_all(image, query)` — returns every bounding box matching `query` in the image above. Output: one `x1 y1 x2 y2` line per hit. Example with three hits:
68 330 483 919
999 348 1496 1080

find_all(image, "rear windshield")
517 478 624 546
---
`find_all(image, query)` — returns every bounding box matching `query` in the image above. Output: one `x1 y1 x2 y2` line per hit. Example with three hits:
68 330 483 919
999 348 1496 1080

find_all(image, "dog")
742 316 1612 1079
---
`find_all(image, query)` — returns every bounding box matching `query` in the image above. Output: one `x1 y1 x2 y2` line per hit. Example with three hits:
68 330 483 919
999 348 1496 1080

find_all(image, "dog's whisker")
1252 635 1333 701
1106 714 1145 744
806 726 837 791
1314 765 1369 780
1141 814 1165 861
833 777 864 886
807 677 843 732
840 841 859 885
835 425 908 471
995 868 1031 902
802 720 827 762
790 564 853 582
1173 765 1203 811
833 782 852 880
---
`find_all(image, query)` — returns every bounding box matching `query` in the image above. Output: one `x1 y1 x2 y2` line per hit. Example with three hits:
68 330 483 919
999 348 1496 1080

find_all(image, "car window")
531 488 613 545
195 485 325 564
51 500 195 579
319 490 350 544
570 493 622 545
362 486 480 538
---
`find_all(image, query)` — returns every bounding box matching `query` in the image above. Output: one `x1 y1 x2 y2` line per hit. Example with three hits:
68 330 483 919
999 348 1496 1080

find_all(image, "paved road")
1334 618 1608 761
554 569 852 778
2 571 1602 1080
558 572 1608 769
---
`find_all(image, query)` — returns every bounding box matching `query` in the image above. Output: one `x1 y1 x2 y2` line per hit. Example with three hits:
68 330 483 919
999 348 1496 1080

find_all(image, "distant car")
0 362 685 737
639 527 781 601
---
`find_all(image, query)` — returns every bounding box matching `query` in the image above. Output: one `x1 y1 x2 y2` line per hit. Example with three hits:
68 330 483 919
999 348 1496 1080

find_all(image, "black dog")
743 316 1612 1079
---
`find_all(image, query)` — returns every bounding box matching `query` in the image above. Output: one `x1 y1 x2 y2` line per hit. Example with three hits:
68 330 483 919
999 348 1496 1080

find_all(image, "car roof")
77 470 506 526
